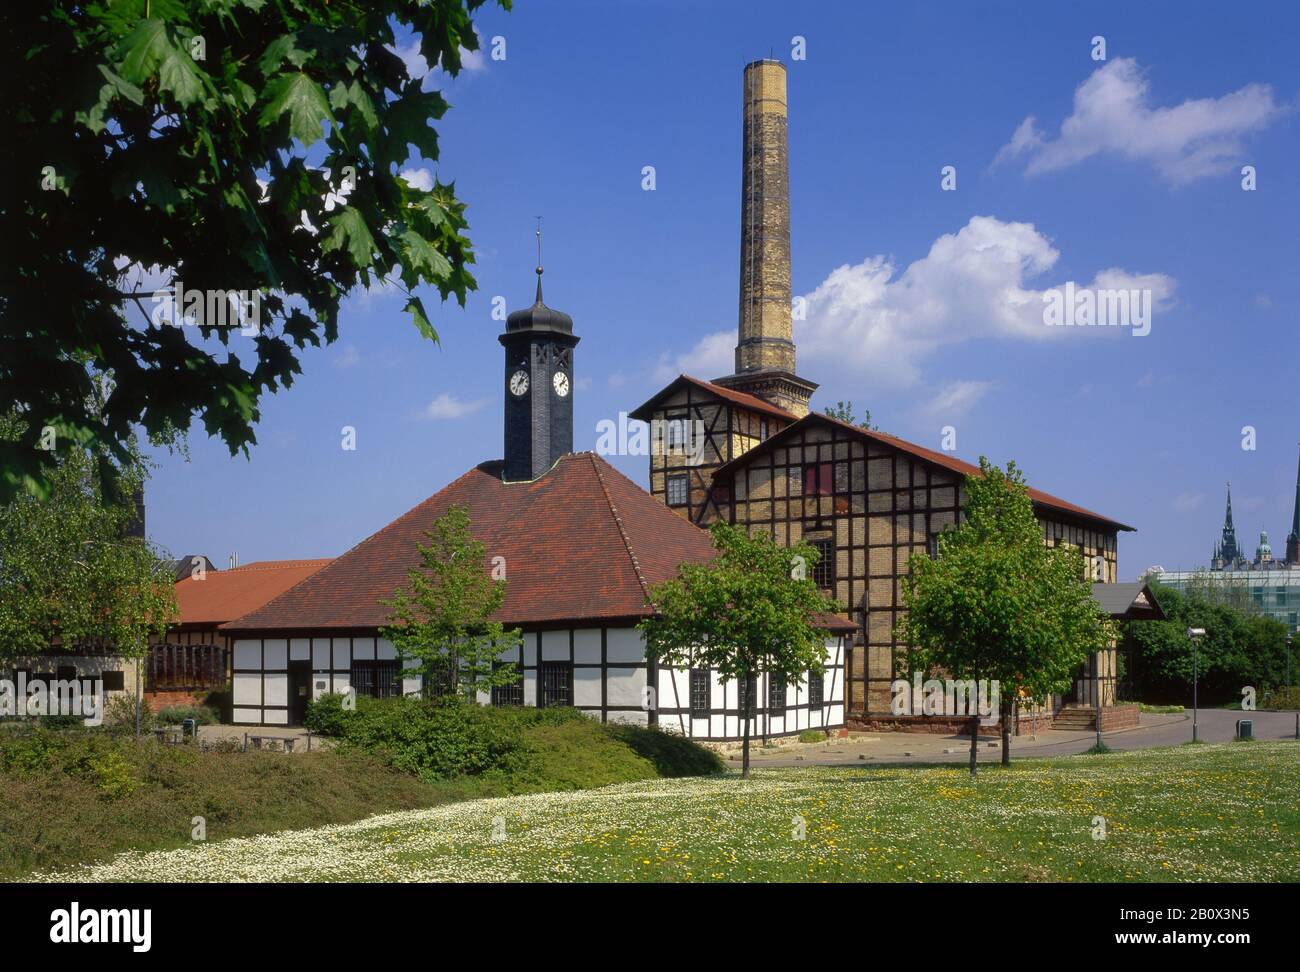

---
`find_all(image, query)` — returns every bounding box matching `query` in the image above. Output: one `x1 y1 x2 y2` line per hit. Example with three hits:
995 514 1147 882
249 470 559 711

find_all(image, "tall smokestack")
714 60 816 416
738 59 793 376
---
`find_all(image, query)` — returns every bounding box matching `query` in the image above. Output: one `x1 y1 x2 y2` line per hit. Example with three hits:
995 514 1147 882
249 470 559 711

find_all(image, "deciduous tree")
640 522 843 778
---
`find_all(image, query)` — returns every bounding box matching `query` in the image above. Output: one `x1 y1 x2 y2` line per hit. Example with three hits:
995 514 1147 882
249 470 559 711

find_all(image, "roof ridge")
586 453 654 604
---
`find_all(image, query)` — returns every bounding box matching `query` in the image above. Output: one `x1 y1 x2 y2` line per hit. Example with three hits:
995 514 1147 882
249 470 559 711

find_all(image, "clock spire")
499 230 579 482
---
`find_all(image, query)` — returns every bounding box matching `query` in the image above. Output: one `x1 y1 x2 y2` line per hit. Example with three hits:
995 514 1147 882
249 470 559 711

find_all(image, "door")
288 660 312 725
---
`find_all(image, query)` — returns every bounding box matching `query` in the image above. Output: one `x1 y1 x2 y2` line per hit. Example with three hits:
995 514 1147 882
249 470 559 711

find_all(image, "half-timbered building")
631 59 1139 730
219 269 852 737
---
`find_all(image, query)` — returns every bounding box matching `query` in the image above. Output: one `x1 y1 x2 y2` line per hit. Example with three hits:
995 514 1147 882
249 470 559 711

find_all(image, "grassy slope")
0 721 723 880
27 741 1298 883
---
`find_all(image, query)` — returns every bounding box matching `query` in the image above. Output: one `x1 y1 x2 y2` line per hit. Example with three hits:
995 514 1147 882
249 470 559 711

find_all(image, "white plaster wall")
311 639 331 670
232 673 260 706
573 628 601 664
606 628 643 663
574 668 602 707
233 640 260 670
606 666 643 708
264 640 288 671
541 630 568 661
264 673 288 706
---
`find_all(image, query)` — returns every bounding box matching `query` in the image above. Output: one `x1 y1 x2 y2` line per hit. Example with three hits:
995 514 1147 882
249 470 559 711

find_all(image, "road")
723 707 1300 768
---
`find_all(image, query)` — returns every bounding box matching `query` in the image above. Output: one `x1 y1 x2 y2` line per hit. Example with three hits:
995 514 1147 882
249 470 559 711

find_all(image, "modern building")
1148 449 1300 634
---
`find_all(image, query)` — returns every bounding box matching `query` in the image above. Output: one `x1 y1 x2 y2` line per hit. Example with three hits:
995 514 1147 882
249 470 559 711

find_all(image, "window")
665 414 688 452
491 662 524 707
768 674 786 713
810 537 835 589
666 475 689 507
351 660 402 699
759 418 769 442
710 483 731 504
807 669 824 707
736 675 757 717
100 670 125 692
1275 587 1287 606
56 665 77 682
803 462 834 496
689 669 710 717
540 661 573 707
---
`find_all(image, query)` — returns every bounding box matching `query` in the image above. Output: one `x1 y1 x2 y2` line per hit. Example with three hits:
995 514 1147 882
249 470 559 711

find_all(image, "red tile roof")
222 454 724 633
628 374 798 423
715 413 1135 532
175 559 333 627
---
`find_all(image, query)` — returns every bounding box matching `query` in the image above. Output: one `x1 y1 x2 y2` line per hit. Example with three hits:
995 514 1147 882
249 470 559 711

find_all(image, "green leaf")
321 206 376 266
400 229 453 282
404 297 439 344
259 72 334 145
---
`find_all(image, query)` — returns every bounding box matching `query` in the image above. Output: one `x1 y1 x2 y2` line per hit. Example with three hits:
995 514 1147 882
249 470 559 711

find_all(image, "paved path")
723 708 1300 768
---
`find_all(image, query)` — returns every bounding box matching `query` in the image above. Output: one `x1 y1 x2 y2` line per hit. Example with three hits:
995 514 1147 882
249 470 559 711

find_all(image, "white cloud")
1173 492 1203 514
652 330 734 383
921 380 993 419
993 58 1284 185
391 40 429 81
399 167 434 192
794 215 1175 389
334 345 361 369
424 393 486 420
390 31 489 87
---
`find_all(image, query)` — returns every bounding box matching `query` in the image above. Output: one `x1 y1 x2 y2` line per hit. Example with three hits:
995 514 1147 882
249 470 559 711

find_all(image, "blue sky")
144 0 1300 580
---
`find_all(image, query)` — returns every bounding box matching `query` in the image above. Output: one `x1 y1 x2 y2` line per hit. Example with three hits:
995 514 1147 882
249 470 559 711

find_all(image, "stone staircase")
1051 705 1098 731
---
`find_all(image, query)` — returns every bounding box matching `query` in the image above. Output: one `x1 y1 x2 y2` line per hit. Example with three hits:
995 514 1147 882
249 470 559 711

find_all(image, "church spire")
1218 482 1241 565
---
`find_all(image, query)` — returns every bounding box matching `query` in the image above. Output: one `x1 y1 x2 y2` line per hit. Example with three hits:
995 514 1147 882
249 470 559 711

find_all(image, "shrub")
156 705 219 726
308 695 531 781
103 693 153 734
606 724 725 777
304 693 351 736
798 729 826 744
203 685 233 723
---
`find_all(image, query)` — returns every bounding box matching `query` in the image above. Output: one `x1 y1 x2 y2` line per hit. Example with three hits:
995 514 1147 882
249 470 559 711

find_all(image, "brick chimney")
712 59 816 416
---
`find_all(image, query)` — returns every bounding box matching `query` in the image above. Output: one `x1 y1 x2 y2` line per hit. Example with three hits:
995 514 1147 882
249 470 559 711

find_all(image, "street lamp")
1188 628 1206 742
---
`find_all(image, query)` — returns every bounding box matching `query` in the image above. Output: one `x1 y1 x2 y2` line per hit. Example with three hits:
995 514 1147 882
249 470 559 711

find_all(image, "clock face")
552 371 570 398
509 369 529 397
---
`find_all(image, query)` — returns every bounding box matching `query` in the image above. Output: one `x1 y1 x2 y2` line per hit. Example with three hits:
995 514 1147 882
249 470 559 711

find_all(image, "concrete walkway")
723 708 1300 768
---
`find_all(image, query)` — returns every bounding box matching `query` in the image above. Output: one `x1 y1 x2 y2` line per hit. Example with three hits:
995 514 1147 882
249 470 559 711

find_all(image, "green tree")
1122 581 1290 705
898 458 1116 775
639 522 843 778
1 0 508 502
381 505 522 702
0 414 178 734
823 401 876 430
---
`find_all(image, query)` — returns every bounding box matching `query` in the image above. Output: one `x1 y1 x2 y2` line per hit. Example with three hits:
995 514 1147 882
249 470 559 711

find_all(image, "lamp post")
1187 627 1206 743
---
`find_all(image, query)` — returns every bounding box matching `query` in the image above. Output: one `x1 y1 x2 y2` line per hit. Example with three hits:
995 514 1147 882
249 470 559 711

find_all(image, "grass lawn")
29 741 1299 883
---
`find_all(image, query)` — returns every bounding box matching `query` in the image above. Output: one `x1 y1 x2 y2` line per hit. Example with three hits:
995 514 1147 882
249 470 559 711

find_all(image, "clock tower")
499 263 579 482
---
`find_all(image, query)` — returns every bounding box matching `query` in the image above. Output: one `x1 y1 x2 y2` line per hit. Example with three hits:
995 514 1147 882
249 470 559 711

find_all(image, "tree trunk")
1000 698 1012 767
741 699 751 779
968 714 978 778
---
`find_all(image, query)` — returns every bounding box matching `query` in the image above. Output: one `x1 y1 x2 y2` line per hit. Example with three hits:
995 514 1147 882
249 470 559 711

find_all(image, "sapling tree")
381 505 521 702
898 458 1116 776
640 521 843 778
